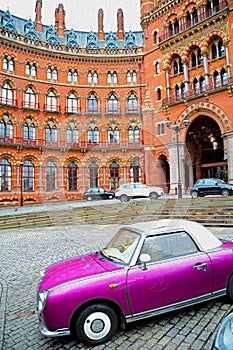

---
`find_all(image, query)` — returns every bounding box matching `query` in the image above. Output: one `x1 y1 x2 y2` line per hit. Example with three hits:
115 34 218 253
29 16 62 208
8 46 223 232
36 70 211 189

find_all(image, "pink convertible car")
37 219 233 346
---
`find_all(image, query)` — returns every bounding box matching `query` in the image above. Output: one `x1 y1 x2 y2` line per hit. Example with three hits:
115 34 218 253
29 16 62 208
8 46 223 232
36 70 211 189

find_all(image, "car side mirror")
139 254 151 271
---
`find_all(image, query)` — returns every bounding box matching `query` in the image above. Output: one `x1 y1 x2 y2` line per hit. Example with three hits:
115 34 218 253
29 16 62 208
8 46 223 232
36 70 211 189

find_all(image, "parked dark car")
83 187 115 201
191 178 233 198
212 309 233 349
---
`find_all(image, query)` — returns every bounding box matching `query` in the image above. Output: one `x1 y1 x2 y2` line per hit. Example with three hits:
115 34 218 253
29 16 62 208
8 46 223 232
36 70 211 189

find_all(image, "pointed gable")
125 31 136 48
105 31 117 48
24 19 39 39
67 29 79 46
86 31 98 48
1 10 17 32
46 25 59 43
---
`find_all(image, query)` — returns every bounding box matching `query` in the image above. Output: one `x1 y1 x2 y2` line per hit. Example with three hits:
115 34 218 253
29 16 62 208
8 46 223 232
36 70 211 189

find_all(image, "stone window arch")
45 120 57 143
1 81 13 105
108 122 119 143
87 92 98 113
0 114 13 139
0 158 11 191
127 92 138 112
22 160 35 191
23 117 35 142
67 161 78 190
67 121 78 144
45 161 57 191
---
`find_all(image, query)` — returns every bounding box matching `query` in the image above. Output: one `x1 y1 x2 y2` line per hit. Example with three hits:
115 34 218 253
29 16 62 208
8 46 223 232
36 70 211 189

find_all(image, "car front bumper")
39 316 70 337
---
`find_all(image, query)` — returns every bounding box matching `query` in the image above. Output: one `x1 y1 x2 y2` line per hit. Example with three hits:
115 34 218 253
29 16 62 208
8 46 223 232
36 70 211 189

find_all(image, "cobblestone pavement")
0 223 232 350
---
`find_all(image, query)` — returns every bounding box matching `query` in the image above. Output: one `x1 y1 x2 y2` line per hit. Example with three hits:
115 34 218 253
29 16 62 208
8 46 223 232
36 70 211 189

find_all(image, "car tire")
222 189 230 197
149 192 158 200
119 194 129 202
227 274 233 301
75 304 118 346
191 191 198 199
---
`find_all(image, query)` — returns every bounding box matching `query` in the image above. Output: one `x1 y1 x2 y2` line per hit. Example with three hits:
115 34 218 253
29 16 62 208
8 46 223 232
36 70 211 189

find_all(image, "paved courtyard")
0 221 232 350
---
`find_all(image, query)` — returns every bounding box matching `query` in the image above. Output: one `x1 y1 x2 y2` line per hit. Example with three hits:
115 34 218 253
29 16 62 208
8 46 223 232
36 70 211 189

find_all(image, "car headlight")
213 312 233 350
37 290 49 314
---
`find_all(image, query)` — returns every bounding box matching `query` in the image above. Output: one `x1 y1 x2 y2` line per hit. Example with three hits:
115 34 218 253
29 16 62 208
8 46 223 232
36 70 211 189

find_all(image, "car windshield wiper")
99 251 125 263
105 254 125 263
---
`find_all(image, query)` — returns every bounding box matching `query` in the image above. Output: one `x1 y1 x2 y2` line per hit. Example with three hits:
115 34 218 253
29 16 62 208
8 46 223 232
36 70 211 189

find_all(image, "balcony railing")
159 0 228 43
162 76 232 105
64 106 81 114
44 104 61 113
22 101 39 110
0 96 17 107
0 137 142 150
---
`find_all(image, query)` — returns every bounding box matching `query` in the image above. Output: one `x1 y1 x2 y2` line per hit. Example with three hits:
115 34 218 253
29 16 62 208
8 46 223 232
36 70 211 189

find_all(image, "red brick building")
141 0 233 195
0 0 233 205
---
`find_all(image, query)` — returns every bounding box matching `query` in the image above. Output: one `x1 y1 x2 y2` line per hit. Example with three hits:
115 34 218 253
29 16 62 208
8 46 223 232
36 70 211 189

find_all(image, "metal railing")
162 76 232 105
159 0 228 43
0 136 142 150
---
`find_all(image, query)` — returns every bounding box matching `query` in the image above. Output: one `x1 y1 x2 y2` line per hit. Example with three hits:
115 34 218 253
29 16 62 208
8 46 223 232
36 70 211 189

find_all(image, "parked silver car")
115 182 164 202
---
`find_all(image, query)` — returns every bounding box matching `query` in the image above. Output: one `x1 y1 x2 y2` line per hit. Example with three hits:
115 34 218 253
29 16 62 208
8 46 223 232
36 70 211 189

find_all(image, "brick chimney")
35 0 42 32
54 3 66 37
98 9 104 40
117 8 124 40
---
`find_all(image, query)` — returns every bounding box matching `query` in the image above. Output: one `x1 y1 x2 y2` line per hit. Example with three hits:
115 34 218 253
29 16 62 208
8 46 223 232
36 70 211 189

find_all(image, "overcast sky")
2 0 141 32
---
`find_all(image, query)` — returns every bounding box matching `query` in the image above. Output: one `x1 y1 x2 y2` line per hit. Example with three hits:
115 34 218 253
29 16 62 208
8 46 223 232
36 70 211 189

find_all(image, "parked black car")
212 309 233 350
191 178 233 198
83 187 115 201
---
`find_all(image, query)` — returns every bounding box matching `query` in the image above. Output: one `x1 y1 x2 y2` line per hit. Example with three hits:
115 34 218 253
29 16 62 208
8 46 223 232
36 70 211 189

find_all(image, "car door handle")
193 262 208 270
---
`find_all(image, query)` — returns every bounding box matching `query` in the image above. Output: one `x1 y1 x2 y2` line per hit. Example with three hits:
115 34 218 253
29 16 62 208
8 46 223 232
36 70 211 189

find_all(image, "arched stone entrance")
175 101 233 187
156 154 170 194
186 115 227 182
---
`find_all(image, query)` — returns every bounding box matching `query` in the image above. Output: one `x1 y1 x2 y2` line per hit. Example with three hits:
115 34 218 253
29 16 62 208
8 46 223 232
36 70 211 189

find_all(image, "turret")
35 0 42 32
117 8 124 40
54 3 66 37
140 0 154 16
98 8 104 40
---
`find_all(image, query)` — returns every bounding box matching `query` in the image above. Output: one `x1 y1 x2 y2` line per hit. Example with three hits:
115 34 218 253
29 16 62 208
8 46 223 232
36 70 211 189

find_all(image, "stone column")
223 132 233 184
203 54 210 86
225 46 231 78
183 61 189 93
167 141 186 194
165 69 170 99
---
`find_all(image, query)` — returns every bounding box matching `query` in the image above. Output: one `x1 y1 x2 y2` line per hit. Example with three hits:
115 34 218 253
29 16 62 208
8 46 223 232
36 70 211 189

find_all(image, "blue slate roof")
0 9 144 49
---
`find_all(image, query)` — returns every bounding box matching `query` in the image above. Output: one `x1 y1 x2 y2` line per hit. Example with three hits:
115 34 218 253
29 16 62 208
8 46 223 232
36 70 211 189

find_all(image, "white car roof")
124 219 222 252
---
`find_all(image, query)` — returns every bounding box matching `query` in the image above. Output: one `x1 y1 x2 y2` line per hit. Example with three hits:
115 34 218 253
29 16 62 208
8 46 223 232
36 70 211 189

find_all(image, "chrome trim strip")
39 317 70 337
125 289 226 323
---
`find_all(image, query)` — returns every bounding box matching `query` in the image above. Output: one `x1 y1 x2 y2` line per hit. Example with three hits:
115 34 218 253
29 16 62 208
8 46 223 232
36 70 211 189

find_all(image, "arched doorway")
157 154 170 193
186 116 227 182
109 161 119 190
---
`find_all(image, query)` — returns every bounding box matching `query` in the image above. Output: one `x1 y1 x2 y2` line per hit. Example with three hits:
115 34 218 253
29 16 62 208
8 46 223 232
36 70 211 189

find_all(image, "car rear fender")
207 246 233 292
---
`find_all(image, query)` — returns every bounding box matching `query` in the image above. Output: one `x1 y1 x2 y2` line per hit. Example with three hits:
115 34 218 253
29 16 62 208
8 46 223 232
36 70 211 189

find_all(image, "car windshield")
101 228 140 264
216 179 226 184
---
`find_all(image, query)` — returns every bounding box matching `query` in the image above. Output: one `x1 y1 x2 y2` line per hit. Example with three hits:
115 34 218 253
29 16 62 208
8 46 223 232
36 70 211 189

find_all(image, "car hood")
38 252 123 291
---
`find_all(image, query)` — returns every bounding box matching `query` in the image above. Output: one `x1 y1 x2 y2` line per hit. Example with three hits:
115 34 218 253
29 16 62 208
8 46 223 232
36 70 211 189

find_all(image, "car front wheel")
191 191 198 199
119 194 129 202
222 189 230 197
75 304 118 346
149 192 158 200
